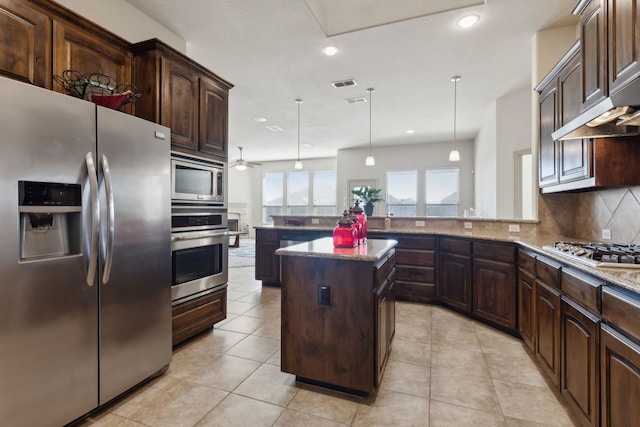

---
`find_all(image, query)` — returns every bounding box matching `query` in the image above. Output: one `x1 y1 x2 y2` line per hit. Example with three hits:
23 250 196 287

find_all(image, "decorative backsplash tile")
543 186 640 244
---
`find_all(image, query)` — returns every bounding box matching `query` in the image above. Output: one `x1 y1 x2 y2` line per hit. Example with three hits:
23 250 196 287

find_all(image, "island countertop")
275 237 397 262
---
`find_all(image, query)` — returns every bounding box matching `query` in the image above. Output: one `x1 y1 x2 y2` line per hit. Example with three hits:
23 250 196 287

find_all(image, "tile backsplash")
540 186 640 243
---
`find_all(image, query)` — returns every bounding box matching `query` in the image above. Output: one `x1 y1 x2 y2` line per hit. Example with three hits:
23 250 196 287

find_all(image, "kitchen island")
276 238 397 394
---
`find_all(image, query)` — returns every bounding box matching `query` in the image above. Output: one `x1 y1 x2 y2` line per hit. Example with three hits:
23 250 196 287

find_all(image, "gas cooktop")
543 241 640 269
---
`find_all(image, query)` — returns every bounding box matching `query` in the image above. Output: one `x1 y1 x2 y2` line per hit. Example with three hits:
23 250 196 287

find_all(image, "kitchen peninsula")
276 238 397 394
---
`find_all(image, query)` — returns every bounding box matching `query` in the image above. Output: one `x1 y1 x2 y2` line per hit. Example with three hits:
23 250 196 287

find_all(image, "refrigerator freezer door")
96 107 172 404
0 77 99 426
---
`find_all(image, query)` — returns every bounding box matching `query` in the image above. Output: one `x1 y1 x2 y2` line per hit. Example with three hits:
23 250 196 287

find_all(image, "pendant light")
294 99 303 169
449 76 461 162
365 88 375 166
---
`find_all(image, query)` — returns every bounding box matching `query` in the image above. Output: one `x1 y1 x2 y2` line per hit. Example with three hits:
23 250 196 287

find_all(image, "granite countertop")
259 224 640 294
275 237 397 262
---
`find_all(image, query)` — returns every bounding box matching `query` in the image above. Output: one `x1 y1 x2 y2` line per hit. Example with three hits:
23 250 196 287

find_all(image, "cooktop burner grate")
543 241 640 268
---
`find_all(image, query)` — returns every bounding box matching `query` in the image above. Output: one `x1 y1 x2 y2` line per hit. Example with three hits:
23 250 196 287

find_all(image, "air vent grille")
344 97 367 105
331 79 357 88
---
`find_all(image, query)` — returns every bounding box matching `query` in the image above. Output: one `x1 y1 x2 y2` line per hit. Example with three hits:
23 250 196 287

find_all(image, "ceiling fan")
231 146 261 171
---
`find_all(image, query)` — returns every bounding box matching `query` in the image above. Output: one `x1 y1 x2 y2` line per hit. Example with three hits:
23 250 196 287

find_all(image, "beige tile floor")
79 265 580 427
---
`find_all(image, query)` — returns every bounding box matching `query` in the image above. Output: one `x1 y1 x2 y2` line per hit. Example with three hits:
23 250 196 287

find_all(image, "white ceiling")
123 0 578 164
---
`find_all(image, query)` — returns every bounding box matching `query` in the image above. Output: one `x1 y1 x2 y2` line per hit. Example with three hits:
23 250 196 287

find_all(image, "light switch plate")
415 220 425 227
311 218 319 224
602 229 611 240
508 224 520 232
464 222 472 229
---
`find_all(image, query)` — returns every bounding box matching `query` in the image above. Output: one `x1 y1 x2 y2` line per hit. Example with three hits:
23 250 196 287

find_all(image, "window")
287 171 309 215
262 172 283 224
313 170 337 215
387 170 417 216
426 168 459 216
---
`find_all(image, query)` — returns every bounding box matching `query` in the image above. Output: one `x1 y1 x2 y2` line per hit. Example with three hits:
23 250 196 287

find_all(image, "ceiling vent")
331 79 357 88
344 97 367 105
266 125 283 132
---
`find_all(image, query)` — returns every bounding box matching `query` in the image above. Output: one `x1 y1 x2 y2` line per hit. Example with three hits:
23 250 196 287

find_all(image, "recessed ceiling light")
266 125 283 132
254 117 267 122
302 143 314 147
406 129 415 134
456 14 480 29
322 45 339 56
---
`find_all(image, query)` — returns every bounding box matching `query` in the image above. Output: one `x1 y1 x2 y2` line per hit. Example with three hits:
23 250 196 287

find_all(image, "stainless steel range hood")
552 76 640 141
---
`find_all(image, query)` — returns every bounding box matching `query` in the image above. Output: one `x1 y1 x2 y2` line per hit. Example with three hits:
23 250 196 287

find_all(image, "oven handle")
171 229 229 242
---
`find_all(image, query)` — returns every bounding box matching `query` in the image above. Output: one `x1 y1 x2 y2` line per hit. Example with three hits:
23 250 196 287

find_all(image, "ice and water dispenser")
18 181 82 260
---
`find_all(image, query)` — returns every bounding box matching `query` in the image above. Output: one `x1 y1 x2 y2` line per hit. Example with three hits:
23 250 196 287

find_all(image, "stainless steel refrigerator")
0 76 172 427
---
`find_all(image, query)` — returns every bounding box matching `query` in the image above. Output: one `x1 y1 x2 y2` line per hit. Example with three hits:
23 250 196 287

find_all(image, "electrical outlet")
602 229 611 240
311 218 319 224
415 220 425 227
318 285 330 305
464 222 472 229
508 224 520 233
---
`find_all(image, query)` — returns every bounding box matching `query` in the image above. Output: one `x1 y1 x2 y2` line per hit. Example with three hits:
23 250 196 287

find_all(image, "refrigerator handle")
85 153 100 287
100 154 115 284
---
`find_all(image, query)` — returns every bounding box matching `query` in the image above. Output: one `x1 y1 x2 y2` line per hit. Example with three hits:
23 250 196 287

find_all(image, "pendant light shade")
449 75 461 162
294 99 303 169
366 88 375 166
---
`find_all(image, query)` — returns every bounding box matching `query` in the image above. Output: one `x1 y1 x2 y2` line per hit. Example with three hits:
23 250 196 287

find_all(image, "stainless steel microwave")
171 152 225 204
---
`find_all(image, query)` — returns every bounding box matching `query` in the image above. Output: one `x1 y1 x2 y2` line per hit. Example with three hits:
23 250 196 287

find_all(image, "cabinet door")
162 58 199 150
255 229 280 283
580 0 608 109
53 20 132 111
438 252 472 313
558 49 582 126
608 0 640 95
600 324 640 427
559 138 592 183
376 292 389 380
199 75 229 161
561 298 600 427
539 83 559 187
518 268 536 351
535 280 562 387
0 0 51 87
473 258 516 330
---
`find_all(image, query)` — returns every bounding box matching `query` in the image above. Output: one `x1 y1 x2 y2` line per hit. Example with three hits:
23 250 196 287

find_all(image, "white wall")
53 0 186 52
474 104 497 218
336 141 475 217
496 88 534 218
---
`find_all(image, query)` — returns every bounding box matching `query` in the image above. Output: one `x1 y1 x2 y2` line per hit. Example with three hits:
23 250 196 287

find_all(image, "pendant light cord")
295 99 302 161
452 75 460 148
368 88 373 155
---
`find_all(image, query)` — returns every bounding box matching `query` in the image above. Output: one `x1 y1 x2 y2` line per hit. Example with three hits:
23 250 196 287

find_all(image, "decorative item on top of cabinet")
534 255 563 387
0 0 51 87
438 236 472 312
472 240 517 331
131 39 233 162
518 249 537 351
52 15 133 114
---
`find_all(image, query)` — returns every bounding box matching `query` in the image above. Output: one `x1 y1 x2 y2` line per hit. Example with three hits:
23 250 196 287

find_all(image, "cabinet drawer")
474 240 516 263
395 281 436 303
172 289 227 346
518 249 536 274
440 237 472 255
602 286 640 343
396 265 434 283
561 268 602 314
395 236 437 250
396 249 435 266
537 256 562 289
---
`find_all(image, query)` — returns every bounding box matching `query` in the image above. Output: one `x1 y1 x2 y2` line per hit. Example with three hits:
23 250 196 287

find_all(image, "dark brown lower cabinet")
518 267 536 351
472 258 516 330
438 251 472 312
535 279 562 387
561 297 600 427
600 324 640 427
255 228 280 283
171 289 227 346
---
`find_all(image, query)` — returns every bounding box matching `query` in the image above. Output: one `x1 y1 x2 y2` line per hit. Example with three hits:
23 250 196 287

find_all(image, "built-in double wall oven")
170 151 228 306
